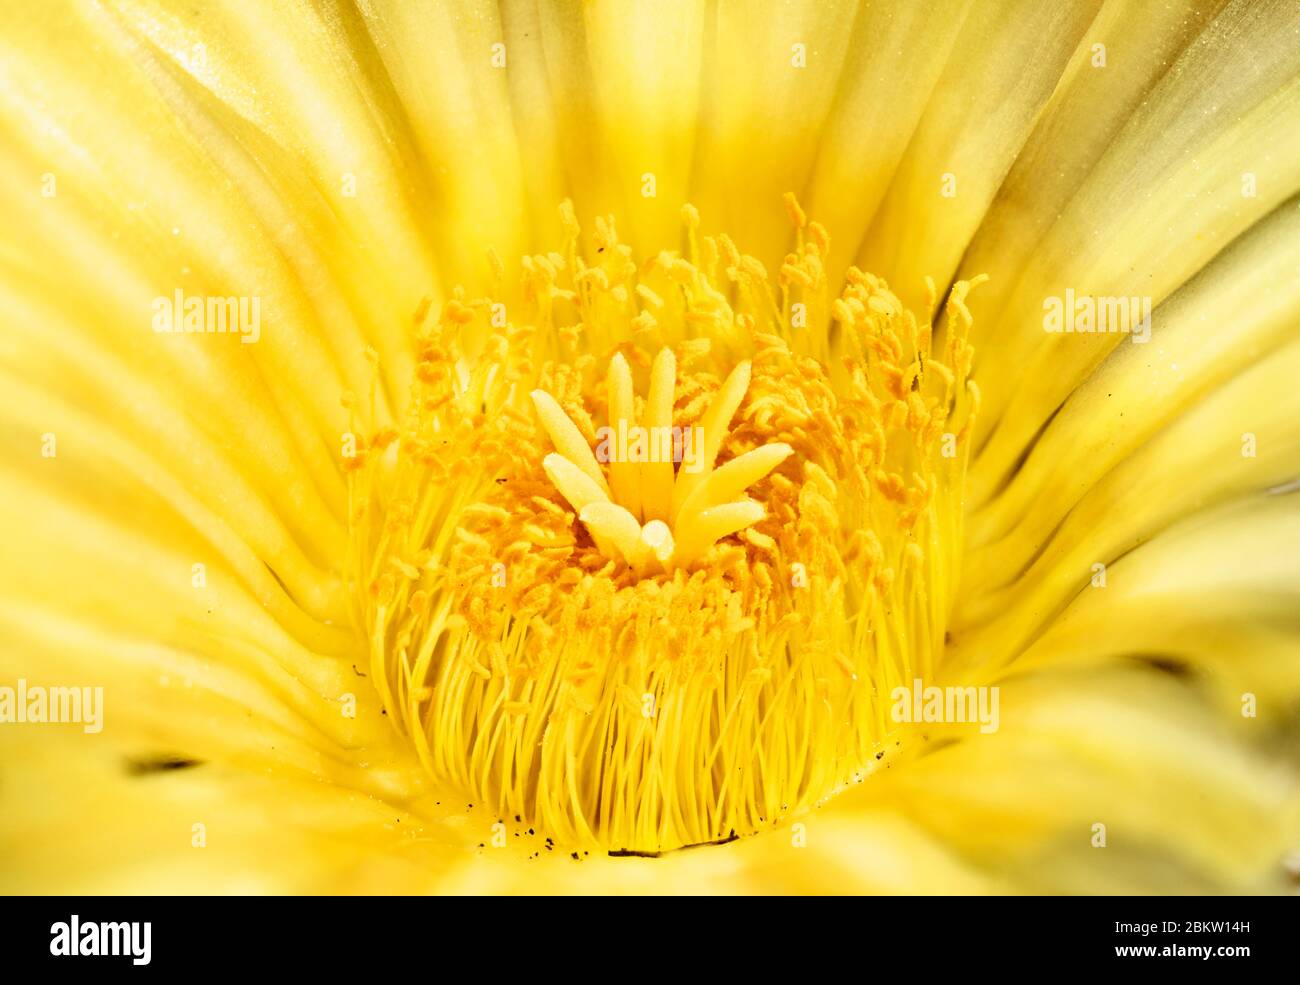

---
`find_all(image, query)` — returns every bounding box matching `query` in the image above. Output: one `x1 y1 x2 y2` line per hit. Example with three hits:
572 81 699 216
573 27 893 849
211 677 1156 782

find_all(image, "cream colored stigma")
531 349 790 576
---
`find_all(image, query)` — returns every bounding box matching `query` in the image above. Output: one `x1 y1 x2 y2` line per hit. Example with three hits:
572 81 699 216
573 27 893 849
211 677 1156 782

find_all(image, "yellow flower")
2 0 1299 894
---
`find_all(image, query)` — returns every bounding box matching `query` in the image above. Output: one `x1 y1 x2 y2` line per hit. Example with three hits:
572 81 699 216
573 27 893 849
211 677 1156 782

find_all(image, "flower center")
532 349 791 577
345 198 983 853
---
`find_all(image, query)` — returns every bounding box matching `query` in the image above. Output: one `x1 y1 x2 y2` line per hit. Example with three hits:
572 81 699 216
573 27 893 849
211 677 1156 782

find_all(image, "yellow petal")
966 2 1300 489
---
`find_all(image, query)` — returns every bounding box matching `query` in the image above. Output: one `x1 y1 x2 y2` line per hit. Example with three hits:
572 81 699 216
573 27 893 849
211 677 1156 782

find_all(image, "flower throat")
345 197 983 853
